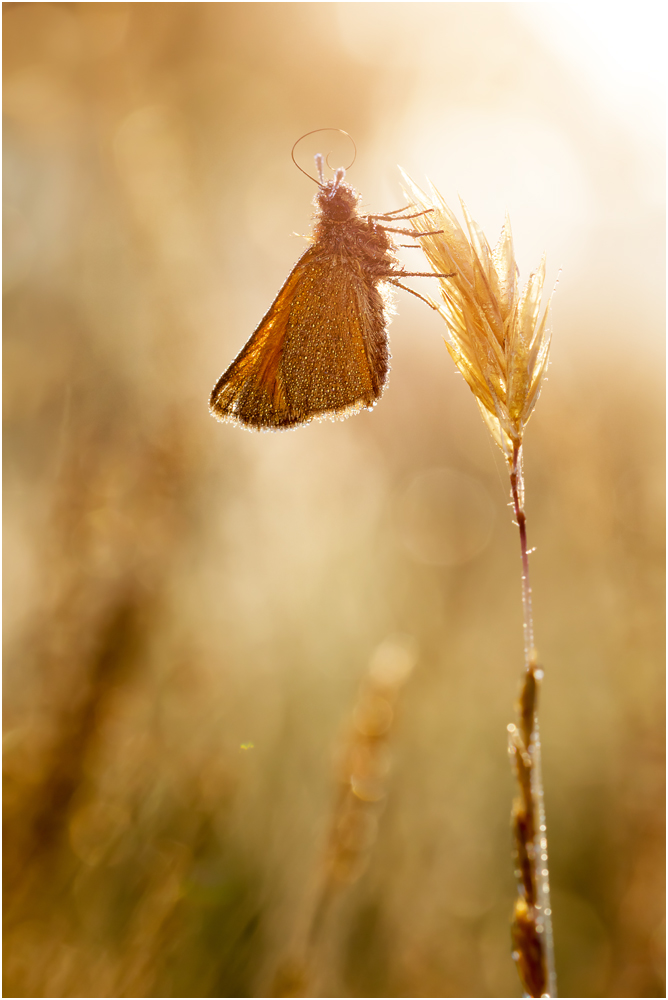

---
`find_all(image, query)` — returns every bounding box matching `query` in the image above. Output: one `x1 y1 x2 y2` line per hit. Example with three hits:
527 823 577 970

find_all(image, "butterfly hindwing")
279 256 389 422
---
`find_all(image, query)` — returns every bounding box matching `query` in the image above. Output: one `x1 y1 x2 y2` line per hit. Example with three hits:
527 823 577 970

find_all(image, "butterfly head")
316 168 359 222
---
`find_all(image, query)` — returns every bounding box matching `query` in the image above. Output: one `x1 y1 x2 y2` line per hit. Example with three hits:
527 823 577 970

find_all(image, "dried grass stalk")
403 174 557 997
272 636 417 998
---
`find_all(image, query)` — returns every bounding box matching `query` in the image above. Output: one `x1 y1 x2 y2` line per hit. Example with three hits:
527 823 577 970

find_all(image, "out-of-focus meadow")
3 4 664 997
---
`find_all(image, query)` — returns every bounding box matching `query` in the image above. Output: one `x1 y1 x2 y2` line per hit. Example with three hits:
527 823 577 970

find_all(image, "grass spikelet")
403 174 557 997
401 172 553 462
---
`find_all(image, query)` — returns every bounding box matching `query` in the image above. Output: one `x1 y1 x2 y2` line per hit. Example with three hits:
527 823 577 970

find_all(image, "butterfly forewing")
210 246 390 430
209 253 310 427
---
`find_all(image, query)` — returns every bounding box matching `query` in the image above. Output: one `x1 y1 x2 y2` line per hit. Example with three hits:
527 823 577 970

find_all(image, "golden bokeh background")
3 4 664 997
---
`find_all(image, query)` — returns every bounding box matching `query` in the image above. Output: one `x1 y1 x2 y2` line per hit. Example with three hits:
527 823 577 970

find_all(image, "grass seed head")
402 172 553 462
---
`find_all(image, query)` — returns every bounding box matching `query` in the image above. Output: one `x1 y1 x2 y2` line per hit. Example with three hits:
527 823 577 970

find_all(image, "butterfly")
210 138 447 431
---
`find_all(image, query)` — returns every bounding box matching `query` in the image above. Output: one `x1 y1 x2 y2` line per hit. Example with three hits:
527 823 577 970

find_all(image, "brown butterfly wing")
209 250 311 428
209 248 390 430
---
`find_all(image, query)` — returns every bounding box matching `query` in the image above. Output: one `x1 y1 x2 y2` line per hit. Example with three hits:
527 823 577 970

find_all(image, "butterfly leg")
379 226 445 237
368 208 435 221
396 270 455 279
368 207 413 217
386 278 440 310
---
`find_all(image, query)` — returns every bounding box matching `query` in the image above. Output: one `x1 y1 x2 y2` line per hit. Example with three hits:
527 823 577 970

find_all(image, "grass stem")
509 442 557 998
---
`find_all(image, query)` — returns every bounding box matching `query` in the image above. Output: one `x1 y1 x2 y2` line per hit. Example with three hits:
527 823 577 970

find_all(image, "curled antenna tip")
291 128 356 186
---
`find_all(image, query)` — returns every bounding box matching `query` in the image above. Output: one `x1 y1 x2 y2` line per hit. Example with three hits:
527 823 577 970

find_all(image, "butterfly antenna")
331 167 345 195
291 128 356 186
315 153 325 185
